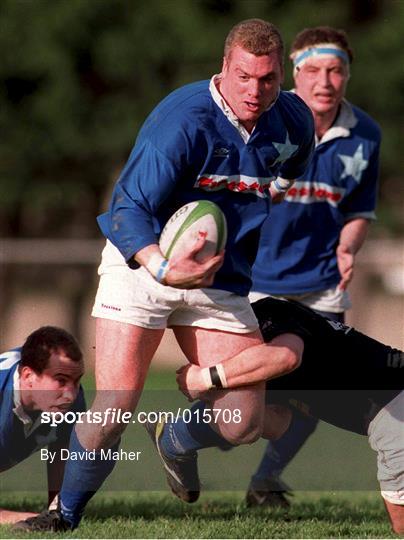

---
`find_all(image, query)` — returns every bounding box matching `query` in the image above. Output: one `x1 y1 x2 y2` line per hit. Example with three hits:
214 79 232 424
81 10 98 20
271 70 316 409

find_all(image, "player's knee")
104 420 128 442
219 413 263 445
77 411 130 450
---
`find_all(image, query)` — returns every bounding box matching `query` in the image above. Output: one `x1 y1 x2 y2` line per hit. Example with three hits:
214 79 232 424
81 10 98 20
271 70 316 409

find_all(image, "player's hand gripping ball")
159 201 227 263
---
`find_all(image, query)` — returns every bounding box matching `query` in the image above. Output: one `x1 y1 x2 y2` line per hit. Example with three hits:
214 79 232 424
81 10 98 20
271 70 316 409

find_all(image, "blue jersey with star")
0 349 86 472
97 80 314 296
252 101 381 295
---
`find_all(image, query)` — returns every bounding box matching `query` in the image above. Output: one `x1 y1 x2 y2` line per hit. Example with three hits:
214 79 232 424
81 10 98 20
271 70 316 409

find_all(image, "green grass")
0 370 395 537
0 491 394 538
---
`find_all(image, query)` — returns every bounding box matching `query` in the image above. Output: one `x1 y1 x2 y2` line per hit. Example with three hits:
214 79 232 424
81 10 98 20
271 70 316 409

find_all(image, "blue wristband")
156 259 169 283
273 179 288 193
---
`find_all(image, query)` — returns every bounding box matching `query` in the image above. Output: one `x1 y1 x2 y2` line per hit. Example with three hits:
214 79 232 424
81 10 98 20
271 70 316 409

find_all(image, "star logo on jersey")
338 144 368 183
272 131 299 165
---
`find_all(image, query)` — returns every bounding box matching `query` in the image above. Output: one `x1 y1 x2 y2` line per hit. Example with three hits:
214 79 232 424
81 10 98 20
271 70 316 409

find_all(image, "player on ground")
176 296 404 535
247 26 381 507
0 327 85 526
18 18 314 531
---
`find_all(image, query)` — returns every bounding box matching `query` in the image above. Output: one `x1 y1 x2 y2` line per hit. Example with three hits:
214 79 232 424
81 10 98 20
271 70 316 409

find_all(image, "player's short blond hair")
224 18 284 62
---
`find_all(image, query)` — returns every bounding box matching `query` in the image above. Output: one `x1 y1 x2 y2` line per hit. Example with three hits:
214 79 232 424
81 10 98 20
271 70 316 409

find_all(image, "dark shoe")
246 477 292 508
145 419 200 503
246 488 291 508
12 510 72 532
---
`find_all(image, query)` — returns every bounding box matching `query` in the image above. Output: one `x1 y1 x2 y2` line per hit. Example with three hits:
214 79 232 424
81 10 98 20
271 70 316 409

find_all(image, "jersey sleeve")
98 137 184 262
340 140 381 221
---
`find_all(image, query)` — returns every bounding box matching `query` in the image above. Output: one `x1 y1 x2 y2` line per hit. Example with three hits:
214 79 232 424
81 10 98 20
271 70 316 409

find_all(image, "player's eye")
239 75 249 81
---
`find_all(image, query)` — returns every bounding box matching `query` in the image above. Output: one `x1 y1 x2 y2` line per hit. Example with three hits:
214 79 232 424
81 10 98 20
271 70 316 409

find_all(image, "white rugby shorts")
368 391 404 505
249 285 351 314
92 241 258 333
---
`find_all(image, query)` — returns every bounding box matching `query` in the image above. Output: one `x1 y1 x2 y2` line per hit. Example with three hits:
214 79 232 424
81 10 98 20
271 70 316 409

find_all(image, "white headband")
291 43 350 74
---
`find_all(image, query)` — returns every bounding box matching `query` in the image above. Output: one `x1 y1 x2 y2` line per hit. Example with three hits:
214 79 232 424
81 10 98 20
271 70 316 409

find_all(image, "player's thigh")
94 317 164 409
77 319 165 448
172 325 265 420
172 326 263 367
174 326 265 441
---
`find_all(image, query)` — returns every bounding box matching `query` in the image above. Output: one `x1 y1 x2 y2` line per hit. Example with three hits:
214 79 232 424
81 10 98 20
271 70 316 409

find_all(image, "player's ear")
222 55 228 75
20 365 36 386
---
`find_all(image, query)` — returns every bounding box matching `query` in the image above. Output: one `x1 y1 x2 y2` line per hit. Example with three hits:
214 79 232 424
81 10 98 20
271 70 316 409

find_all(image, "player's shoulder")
0 347 21 374
277 91 314 122
276 91 314 137
137 80 212 147
0 348 21 391
350 102 381 142
148 80 212 124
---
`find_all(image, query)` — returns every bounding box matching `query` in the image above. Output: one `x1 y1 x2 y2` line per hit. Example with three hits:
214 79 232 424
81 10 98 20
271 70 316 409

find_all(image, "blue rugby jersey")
97 78 314 296
0 349 85 472
252 100 381 295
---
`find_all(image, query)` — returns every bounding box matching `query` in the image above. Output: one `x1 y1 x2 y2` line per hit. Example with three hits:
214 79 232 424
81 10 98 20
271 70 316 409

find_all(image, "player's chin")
241 110 261 123
51 403 73 413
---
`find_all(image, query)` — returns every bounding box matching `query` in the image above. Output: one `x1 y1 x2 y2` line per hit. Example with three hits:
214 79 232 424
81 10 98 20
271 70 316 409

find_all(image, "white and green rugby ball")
159 201 227 263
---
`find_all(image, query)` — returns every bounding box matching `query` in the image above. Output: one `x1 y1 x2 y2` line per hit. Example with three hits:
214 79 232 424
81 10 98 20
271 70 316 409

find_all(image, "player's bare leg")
77 318 165 450
145 326 267 502
384 499 404 535
173 326 266 444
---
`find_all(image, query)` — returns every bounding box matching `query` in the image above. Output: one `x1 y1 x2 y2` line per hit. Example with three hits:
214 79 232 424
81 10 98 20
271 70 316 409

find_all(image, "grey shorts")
368 391 404 505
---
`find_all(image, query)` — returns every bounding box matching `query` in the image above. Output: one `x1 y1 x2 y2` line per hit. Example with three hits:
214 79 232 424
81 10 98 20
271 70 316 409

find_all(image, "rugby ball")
159 201 227 263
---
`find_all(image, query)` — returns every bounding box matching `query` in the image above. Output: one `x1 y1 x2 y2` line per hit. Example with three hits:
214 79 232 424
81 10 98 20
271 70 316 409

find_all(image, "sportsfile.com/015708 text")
40 407 243 428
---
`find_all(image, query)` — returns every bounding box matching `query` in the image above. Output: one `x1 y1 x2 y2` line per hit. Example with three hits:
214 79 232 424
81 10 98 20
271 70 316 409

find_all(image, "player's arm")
336 217 369 290
177 333 304 401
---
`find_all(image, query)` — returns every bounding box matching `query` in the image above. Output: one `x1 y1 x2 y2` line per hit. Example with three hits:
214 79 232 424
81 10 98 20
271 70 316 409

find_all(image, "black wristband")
209 366 223 388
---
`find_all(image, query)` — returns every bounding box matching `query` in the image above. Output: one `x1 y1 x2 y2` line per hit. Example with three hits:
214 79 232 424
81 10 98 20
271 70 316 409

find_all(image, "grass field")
0 370 396 538
0 491 394 538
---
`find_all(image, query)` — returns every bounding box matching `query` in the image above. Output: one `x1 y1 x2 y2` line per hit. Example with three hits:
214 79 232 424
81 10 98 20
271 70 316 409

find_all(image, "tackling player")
17 18 314 532
0 327 85 525
176 296 404 535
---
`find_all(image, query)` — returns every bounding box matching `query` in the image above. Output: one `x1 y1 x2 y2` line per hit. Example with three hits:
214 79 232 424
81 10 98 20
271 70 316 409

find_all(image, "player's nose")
62 383 77 403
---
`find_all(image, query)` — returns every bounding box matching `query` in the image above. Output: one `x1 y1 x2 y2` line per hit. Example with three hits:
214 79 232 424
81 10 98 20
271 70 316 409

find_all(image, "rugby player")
0 327 85 525
176 296 404 534
247 26 381 507
16 18 314 532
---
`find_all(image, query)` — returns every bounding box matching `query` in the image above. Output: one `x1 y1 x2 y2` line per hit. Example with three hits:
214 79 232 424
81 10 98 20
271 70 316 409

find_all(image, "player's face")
27 352 84 413
220 45 284 132
294 56 349 117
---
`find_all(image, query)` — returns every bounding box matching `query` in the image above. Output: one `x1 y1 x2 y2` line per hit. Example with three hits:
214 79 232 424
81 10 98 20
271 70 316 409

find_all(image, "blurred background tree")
1 0 403 239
